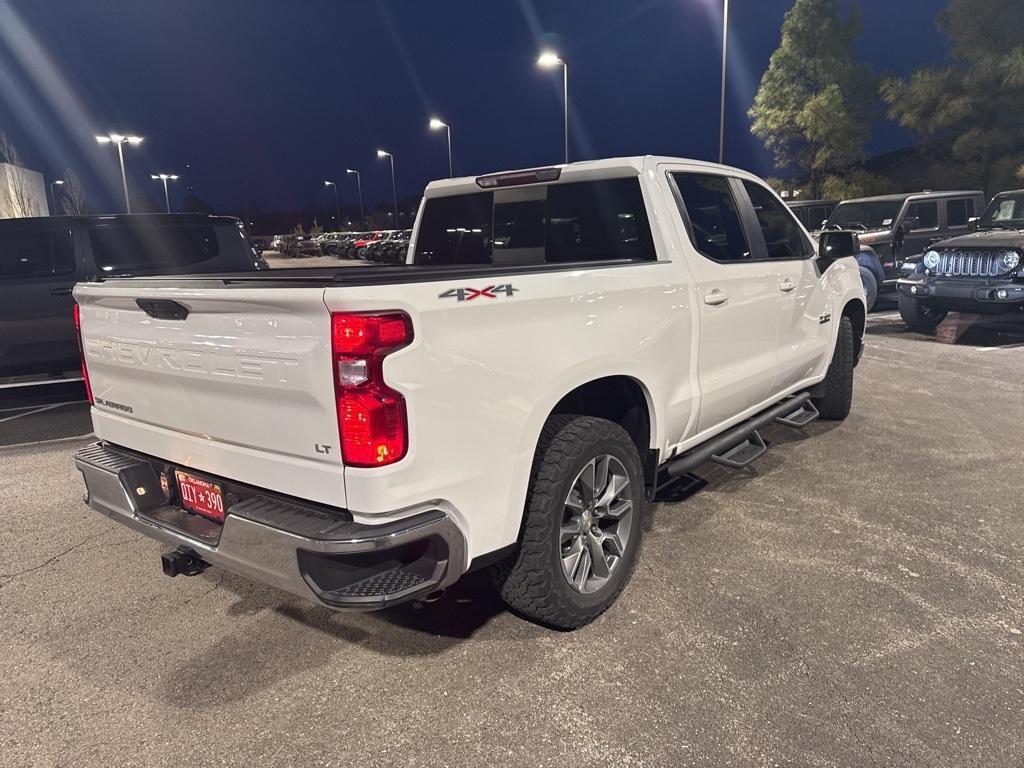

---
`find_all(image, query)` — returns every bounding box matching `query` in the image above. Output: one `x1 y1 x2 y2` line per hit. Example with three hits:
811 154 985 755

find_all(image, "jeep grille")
935 249 1011 278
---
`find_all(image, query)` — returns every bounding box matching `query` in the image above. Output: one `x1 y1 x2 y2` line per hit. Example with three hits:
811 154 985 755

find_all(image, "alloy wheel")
560 454 635 594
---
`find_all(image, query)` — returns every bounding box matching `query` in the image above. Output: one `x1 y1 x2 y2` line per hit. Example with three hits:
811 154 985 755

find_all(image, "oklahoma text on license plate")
174 470 225 522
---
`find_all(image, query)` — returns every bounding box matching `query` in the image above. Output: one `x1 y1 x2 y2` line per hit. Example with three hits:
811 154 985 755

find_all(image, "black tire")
858 265 878 312
813 315 854 421
491 414 647 630
898 294 947 332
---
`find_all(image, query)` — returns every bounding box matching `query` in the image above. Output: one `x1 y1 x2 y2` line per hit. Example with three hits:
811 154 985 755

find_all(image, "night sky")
0 0 949 217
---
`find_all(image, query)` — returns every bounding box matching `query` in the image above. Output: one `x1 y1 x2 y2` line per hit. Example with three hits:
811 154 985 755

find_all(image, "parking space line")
0 402 72 424
0 375 82 390
0 399 87 415
0 432 95 450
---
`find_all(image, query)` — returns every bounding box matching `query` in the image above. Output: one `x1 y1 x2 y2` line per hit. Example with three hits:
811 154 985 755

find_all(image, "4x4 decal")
439 284 518 302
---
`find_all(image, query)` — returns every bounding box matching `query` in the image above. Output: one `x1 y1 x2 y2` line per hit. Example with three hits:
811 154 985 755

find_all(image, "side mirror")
968 216 979 232
820 218 829 231
817 230 860 268
902 216 920 231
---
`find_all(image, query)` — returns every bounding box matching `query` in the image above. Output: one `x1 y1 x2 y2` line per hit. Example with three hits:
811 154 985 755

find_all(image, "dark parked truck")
824 190 985 287
897 189 1024 331
0 214 266 377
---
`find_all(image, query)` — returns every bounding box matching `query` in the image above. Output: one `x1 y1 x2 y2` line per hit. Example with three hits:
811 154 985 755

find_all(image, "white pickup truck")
74 157 865 629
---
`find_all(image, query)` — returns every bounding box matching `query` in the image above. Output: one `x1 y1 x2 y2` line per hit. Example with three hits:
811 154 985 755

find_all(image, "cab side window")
671 172 751 262
742 181 812 260
946 198 974 228
906 201 938 229
0 231 52 278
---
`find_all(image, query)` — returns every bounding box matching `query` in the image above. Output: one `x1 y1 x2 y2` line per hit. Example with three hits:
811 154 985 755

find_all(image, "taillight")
331 312 412 467
73 303 94 405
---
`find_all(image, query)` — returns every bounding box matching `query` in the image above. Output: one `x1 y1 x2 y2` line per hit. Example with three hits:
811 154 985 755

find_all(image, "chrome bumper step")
74 441 467 610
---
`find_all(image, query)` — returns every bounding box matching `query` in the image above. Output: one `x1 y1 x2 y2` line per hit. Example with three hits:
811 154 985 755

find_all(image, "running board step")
710 430 767 469
775 401 819 429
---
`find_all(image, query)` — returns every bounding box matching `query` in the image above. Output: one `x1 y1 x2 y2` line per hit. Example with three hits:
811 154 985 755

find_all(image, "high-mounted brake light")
331 312 412 467
475 167 561 189
73 303 94 405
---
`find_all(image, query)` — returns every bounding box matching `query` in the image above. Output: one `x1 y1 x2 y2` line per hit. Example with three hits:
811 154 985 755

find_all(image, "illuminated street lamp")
429 117 453 178
96 133 143 213
377 150 398 225
49 179 64 214
346 169 365 230
719 0 730 164
324 180 341 232
150 173 178 213
536 51 568 164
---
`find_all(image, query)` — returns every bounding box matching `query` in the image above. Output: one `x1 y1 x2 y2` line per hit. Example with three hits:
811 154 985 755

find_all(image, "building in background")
0 162 48 218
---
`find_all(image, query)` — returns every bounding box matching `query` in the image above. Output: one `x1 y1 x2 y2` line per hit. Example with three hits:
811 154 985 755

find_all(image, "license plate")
174 470 225 523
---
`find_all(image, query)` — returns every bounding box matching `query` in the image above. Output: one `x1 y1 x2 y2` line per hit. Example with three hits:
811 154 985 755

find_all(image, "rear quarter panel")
329 261 692 559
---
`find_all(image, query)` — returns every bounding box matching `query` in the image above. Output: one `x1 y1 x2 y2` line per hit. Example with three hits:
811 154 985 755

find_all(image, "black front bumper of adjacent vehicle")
896 277 1024 313
74 442 468 610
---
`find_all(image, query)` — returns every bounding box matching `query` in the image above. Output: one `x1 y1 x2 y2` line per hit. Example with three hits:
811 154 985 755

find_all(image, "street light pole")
49 179 64 215
537 52 568 164
346 169 364 229
324 180 341 232
718 0 729 165
150 174 178 213
96 134 143 213
429 118 453 178
377 150 397 227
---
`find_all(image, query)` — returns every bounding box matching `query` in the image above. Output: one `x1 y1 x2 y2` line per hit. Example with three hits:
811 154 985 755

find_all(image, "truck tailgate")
74 283 346 507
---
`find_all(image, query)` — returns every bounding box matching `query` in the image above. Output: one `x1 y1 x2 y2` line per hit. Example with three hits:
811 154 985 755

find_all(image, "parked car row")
362 229 412 263
317 229 412 262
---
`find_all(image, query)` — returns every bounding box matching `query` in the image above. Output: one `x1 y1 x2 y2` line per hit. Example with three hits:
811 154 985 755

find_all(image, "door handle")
49 287 72 296
703 289 729 306
779 279 796 292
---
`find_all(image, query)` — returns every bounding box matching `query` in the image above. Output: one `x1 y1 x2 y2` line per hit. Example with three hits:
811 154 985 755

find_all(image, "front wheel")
491 415 646 629
899 294 947 332
812 315 854 420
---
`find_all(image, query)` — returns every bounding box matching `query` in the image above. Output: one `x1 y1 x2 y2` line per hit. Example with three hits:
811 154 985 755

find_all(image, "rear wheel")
858 265 878 312
898 294 947 332
813 315 854 421
491 415 646 629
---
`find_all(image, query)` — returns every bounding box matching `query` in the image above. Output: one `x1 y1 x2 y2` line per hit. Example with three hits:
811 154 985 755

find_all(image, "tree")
291 222 305 236
309 218 323 236
0 134 42 217
821 169 890 199
61 168 88 215
749 0 876 198
881 0 1024 196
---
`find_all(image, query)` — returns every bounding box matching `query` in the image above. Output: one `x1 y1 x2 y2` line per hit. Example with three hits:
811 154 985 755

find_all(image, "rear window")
413 178 655 266
89 224 257 275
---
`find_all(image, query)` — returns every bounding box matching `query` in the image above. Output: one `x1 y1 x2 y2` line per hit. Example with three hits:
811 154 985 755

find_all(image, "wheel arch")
547 375 658 489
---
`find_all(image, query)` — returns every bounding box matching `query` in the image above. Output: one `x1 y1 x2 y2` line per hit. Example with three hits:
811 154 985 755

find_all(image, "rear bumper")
74 442 468 610
896 277 1024 313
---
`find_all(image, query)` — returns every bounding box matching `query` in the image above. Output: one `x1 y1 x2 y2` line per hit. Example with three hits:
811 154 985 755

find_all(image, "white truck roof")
423 155 763 197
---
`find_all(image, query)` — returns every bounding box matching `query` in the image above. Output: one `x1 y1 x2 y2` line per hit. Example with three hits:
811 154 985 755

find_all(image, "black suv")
0 214 267 377
896 189 1024 331
823 190 985 287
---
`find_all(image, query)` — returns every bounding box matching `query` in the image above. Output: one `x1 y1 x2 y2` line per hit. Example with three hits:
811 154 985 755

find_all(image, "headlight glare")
1001 250 1020 270
923 250 940 269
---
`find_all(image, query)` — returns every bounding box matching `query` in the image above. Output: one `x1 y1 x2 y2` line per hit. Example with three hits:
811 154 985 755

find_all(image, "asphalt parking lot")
2 304 1023 767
